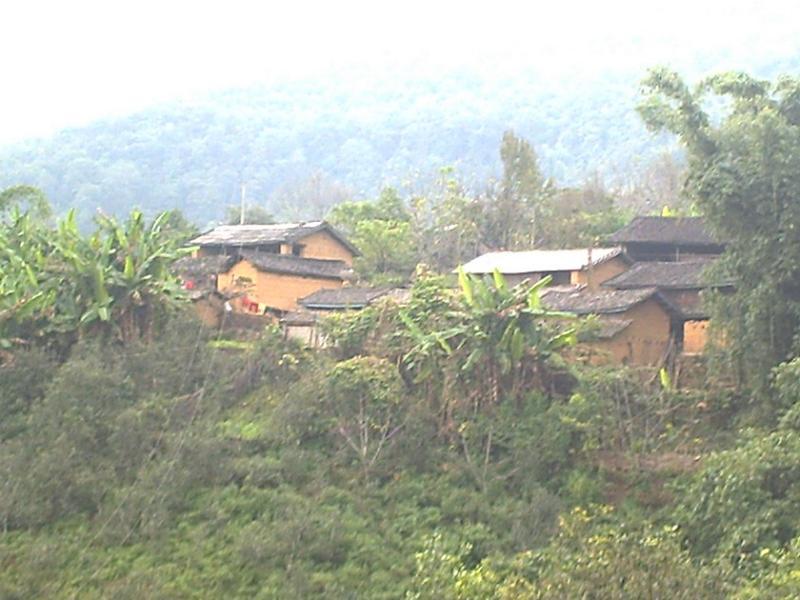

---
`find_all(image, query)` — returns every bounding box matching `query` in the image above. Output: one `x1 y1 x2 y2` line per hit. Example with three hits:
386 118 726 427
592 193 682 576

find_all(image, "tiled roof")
188 221 359 255
542 286 661 315
603 259 730 290
461 247 623 275
299 287 391 309
607 216 721 246
240 252 352 280
282 310 317 326
592 317 633 339
664 291 711 320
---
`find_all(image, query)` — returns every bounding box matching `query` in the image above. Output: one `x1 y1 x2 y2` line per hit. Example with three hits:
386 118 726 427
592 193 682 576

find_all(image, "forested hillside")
2 54 796 226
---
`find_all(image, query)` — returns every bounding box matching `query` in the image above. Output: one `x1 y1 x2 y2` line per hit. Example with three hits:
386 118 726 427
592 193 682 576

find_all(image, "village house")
181 221 360 319
606 216 723 262
460 247 628 290
541 286 680 366
298 286 400 312
602 259 732 354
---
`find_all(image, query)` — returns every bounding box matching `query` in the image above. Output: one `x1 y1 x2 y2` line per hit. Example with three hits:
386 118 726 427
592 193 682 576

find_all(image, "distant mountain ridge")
1 58 797 226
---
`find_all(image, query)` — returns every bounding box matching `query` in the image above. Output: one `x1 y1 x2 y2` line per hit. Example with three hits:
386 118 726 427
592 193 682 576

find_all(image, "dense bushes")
3 280 800 596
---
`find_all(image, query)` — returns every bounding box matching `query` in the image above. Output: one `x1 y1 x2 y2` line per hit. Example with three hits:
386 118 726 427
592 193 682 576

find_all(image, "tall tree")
327 188 417 284
483 131 547 249
411 169 482 270
638 68 800 393
546 175 628 248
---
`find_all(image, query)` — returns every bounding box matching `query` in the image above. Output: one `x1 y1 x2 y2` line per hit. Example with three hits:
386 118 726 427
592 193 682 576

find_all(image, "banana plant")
61 209 192 343
0 184 192 352
0 208 56 350
400 267 577 427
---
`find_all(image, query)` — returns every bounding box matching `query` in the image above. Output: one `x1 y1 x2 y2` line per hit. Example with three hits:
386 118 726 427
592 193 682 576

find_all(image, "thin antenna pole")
239 183 247 225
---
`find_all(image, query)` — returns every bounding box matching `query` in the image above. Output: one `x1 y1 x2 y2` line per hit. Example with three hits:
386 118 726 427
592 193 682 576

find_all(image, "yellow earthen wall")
683 320 708 354
587 298 672 366
217 260 343 312
571 256 629 291
299 231 355 265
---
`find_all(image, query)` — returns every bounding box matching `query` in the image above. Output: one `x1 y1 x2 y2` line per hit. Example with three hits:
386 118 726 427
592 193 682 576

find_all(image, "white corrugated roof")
460 247 622 275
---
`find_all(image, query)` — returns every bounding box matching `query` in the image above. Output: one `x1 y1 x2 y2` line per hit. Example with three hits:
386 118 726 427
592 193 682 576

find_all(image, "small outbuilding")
541 286 680 366
283 286 410 348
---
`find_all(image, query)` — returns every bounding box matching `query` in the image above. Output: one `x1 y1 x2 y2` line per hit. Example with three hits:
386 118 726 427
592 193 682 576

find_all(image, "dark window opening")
543 271 571 285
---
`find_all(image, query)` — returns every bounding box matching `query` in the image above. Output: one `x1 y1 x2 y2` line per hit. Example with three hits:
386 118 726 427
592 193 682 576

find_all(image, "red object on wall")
242 295 259 313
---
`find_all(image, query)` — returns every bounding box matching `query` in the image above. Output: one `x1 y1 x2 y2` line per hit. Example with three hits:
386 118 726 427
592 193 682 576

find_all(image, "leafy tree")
324 356 406 479
328 188 417 283
482 131 548 250
545 175 628 248
223 203 275 225
0 185 52 221
638 68 800 393
52 209 191 344
401 270 575 429
409 507 731 599
0 189 192 351
0 190 58 350
271 171 351 220
159 208 200 242
673 429 800 571
411 169 483 270
327 187 410 231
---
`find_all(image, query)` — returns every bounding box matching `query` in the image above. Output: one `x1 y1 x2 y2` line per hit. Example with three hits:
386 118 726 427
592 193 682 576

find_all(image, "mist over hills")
1 54 797 226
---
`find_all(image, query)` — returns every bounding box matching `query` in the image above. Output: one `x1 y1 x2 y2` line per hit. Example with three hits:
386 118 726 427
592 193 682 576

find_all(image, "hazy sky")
1 0 798 146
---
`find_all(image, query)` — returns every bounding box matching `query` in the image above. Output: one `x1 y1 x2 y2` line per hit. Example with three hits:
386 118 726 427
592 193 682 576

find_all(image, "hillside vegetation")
3 67 800 597
0 63 763 226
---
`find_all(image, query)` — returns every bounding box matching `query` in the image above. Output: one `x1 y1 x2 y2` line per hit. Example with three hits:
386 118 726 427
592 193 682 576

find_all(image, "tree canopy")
639 67 800 393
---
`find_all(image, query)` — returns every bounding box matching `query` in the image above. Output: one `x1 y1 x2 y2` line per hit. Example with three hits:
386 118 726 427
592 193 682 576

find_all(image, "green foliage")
0 185 52 220
773 357 800 426
318 304 381 358
0 68 690 226
5 68 800 598
481 130 547 250
522 507 730 598
324 356 406 479
401 269 575 423
409 508 730 599
543 178 630 248
0 347 56 439
673 429 800 570
0 189 192 351
224 203 275 225
639 68 800 394
734 537 800 599
328 188 417 283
